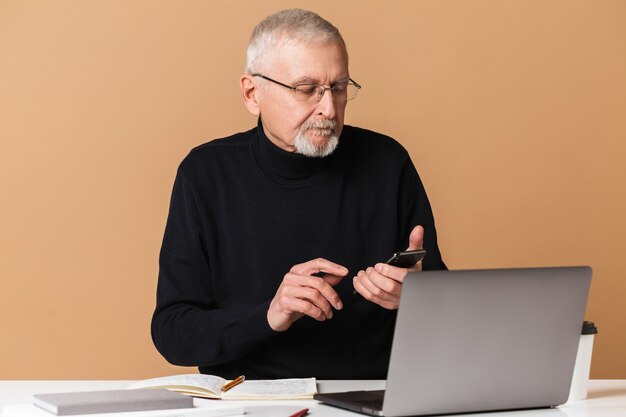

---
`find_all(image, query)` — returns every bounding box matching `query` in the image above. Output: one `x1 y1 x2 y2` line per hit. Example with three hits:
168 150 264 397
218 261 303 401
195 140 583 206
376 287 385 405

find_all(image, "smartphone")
385 249 427 268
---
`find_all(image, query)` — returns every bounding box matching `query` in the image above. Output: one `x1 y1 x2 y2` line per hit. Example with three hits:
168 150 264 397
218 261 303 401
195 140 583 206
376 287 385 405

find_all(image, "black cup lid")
582 321 598 335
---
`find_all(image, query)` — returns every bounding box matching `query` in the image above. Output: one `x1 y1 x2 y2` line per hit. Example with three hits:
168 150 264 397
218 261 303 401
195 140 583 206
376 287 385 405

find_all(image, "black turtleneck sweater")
152 120 446 379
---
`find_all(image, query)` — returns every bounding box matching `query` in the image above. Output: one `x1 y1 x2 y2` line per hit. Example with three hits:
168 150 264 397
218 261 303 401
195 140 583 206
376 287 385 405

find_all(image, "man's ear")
240 74 260 116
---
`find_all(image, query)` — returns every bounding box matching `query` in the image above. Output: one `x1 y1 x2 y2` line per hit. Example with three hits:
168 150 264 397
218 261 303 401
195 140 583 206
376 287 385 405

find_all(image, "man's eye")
332 84 347 94
296 85 318 95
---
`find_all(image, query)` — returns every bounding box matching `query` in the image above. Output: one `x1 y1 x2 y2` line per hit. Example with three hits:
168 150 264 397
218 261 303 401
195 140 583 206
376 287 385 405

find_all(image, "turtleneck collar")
252 118 340 186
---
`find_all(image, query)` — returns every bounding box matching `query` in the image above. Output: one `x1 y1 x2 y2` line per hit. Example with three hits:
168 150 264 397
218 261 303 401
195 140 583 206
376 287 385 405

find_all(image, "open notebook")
129 374 316 400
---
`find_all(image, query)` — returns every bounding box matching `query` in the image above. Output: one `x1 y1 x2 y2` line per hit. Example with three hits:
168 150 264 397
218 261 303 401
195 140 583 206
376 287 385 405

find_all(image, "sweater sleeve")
397 155 447 271
151 167 275 367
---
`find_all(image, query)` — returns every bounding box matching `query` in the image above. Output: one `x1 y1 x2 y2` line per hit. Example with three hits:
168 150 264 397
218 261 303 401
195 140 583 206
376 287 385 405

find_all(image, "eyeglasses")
252 73 361 103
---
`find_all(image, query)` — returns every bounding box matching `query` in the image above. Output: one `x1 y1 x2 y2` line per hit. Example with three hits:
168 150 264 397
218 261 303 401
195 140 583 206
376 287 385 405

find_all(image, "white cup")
568 321 598 401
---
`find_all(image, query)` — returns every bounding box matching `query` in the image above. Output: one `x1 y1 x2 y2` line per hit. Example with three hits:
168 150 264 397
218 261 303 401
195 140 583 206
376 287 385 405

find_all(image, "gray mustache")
302 119 337 132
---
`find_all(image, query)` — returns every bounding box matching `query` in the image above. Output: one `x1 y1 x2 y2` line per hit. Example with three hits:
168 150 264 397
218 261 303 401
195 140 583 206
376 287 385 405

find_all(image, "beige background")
1 0 625 379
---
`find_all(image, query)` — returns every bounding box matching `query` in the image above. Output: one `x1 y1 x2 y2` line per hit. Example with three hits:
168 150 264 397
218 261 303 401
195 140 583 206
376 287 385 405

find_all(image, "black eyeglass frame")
251 73 362 101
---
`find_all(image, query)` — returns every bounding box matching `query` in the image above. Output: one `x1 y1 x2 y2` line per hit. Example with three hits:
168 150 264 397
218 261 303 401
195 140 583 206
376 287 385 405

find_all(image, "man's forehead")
268 38 349 82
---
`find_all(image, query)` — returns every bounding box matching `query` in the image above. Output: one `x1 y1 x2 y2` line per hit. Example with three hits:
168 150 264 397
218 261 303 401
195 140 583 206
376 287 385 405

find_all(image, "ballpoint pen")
288 408 309 417
221 375 245 392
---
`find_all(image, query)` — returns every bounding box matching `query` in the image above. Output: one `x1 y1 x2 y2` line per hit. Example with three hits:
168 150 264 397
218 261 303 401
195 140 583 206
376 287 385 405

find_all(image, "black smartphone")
385 249 427 268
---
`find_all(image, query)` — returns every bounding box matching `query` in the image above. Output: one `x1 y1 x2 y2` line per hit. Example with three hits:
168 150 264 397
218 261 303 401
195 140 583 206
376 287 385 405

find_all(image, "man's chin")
295 134 339 158
308 134 333 147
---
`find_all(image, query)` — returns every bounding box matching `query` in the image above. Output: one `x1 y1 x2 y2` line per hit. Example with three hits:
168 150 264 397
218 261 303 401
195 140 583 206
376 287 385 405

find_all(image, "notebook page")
222 378 316 399
129 374 226 396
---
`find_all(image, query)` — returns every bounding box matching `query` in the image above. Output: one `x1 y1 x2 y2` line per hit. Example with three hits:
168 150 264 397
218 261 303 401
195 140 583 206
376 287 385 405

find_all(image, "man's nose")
316 87 336 119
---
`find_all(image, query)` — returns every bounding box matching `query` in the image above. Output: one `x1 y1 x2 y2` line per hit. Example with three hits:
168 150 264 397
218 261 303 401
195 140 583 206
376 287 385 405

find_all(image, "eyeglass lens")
294 84 359 103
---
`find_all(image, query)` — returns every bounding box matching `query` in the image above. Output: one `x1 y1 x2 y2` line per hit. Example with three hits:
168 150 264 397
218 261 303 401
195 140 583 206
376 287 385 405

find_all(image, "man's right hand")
267 258 348 332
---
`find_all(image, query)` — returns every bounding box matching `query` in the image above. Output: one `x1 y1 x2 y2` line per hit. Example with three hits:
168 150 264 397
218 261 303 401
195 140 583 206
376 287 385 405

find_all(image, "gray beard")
293 120 339 158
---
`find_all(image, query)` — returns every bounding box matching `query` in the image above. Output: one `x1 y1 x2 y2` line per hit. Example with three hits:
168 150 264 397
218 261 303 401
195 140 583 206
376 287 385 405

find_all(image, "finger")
351 269 364 295
353 270 399 310
411 259 423 272
284 273 343 311
279 280 334 319
357 268 392 302
291 258 349 277
364 266 402 298
353 271 373 299
373 263 408 283
322 273 346 287
282 296 328 321
407 225 424 251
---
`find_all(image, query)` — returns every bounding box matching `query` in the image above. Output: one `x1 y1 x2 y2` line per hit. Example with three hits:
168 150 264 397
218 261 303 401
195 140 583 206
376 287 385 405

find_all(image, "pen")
288 408 309 417
221 375 245 392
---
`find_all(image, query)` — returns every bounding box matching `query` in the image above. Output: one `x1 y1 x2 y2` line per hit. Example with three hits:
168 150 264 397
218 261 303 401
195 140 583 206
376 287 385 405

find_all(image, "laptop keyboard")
350 390 385 410
354 398 384 408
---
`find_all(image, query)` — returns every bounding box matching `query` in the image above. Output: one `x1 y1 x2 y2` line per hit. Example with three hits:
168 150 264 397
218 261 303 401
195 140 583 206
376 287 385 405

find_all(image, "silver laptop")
315 267 592 416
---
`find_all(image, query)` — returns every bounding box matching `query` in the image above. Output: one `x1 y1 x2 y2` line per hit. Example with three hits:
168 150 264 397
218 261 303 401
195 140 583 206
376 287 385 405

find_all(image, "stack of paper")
1 388 244 417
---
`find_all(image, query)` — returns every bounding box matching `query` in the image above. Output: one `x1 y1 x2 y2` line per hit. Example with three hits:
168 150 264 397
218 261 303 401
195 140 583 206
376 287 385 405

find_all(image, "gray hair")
245 9 347 73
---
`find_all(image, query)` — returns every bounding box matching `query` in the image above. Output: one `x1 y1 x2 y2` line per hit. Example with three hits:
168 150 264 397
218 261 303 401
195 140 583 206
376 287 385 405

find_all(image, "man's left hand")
353 225 424 310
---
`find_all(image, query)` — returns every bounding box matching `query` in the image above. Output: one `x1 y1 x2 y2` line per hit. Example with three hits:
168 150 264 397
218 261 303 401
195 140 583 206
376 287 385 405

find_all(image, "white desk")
1 380 625 417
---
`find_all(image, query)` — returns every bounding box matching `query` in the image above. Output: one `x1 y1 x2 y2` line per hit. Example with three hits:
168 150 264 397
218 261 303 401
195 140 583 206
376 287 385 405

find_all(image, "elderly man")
152 9 446 379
